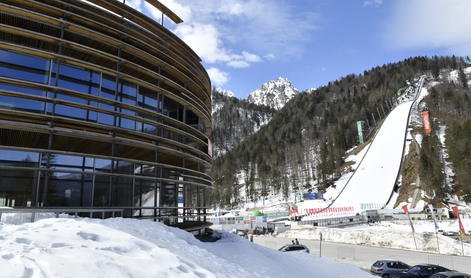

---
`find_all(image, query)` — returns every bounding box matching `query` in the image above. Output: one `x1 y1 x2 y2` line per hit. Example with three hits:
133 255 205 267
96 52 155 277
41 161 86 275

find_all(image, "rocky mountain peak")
246 77 299 110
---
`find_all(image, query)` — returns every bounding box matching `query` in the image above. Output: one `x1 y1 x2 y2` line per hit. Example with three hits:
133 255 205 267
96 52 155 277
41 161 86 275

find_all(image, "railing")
0 208 124 225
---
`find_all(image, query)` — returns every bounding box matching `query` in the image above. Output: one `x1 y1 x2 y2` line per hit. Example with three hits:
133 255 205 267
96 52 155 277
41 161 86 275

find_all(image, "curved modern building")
0 0 212 230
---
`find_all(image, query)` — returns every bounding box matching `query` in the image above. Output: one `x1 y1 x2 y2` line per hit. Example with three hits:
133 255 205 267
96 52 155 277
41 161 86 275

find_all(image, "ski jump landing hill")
331 77 425 212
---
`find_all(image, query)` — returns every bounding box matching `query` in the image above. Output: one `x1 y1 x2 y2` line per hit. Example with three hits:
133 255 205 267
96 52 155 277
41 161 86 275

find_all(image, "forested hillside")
210 89 276 158
209 55 471 209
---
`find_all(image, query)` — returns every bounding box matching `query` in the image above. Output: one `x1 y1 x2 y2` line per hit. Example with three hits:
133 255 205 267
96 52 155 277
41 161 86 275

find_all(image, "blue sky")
127 0 471 99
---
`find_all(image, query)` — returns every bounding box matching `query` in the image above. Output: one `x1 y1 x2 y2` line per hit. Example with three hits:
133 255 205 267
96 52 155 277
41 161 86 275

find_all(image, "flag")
452 206 466 237
428 204 439 230
402 205 415 233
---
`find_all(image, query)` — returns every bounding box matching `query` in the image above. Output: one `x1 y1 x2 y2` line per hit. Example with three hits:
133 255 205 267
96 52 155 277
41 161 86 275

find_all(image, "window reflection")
0 49 49 84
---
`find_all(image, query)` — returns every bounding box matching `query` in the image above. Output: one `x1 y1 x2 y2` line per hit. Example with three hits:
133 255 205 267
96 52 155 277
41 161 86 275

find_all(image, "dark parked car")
277 244 310 254
429 271 471 278
392 264 451 278
370 260 410 278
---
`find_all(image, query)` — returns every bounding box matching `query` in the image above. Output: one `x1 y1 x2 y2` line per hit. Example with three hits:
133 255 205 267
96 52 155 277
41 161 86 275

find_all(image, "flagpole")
460 231 464 256
412 228 418 251
435 228 440 254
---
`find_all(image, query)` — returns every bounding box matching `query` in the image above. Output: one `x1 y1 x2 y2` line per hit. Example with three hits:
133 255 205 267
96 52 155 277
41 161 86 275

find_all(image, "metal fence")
0 208 124 225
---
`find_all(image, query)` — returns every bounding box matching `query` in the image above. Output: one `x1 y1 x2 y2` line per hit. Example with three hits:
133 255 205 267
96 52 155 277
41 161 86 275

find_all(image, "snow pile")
280 219 471 255
0 218 372 278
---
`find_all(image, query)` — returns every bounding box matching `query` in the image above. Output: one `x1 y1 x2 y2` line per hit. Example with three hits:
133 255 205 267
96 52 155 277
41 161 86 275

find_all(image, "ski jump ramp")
331 99 415 210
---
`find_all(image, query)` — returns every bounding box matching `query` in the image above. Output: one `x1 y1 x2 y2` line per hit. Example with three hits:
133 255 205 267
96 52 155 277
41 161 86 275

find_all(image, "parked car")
444 230 457 236
277 244 310 254
437 230 444 235
391 264 451 278
370 260 410 278
429 271 471 278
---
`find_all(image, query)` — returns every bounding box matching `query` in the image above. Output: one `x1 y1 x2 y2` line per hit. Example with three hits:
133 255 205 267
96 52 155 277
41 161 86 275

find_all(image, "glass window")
0 95 14 110
134 179 156 207
118 116 135 130
118 80 137 106
95 159 112 173
115 161 134 175
138 87 159 112
46 173 93 207
93 175 111 207
15 98 45 114
0 149 40 167
98 112 114 126
57 65 100 95
0 49 50 84
100 74 116 100
111 177 132 207
0 168 38 207
55 105 86 120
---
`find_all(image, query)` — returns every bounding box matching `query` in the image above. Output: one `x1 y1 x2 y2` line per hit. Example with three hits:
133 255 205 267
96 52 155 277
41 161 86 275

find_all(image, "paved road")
252 236 471 274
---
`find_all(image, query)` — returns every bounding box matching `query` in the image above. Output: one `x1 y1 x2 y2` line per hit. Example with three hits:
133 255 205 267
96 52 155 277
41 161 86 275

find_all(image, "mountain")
209 55 471 211
246 77 300 110
210 86 276 158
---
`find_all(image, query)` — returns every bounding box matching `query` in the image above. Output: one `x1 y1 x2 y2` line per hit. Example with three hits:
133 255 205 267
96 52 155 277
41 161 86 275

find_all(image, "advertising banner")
357 121 364 144
303 193 324 200
452 206 466 237
422 111 431 134
244 220 250 224
208 139 213 158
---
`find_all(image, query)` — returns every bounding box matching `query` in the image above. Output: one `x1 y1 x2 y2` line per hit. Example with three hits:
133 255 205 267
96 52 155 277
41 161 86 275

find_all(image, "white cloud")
364 0 384 6
384 0 471 55
143 0 319 67
242 51 262 62
207 67 229 86
124 0 142 12
264 54 276 60
227 60 250 68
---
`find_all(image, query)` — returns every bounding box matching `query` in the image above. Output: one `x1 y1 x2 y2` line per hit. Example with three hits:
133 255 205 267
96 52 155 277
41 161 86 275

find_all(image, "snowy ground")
0 217 372 278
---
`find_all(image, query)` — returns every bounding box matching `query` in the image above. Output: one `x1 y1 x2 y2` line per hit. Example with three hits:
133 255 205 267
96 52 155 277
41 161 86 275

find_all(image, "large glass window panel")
49 154 94 172
57 64 100 95
115 161 134 175
46 173 92 207
100 74 116 100
0 168 38 207
55 105 86 120
134 179 156 208
111 177 132 207
14 98 45 113
0 149 40 167
0 50 50 84
163 96 178 119
118 80 137 106
93 175 111 207
138 87 159 112
118 117 135 130
98 112 114 126
0 95 14 110
95 159 112 173
0 83 17 91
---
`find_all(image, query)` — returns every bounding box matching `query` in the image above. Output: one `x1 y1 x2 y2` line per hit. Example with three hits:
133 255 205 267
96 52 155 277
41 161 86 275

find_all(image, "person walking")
295 238 299 245
291 240 295 245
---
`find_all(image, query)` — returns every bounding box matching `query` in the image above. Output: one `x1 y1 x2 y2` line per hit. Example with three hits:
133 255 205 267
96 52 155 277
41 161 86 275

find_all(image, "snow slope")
0 218 372 278
330 100 413 209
